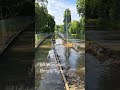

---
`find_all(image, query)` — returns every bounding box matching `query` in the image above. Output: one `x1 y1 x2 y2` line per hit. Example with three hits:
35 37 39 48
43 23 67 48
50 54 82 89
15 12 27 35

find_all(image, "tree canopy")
85 0 120 21
63 9 71 33
69 21 80 34
35 2 55 33
76 0 85 39
76 0 85 16
63 9 71 24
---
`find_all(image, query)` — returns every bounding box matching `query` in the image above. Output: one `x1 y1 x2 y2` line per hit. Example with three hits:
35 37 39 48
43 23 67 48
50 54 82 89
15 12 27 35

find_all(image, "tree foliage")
63 9 71 33
76 0 85 16
63 9 71 23
35 2 55 33
46 14 55 32
76 0 85 39
69 21 80 34
85 0 120 21
80 17 85 35
59 25 64 33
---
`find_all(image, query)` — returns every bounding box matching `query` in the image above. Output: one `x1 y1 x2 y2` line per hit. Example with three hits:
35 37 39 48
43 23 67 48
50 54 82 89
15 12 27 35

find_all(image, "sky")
47 0 80 25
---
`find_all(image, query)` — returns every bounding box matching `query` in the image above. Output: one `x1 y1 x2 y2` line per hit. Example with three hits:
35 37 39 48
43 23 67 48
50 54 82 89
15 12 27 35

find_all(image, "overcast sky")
47 0 80 25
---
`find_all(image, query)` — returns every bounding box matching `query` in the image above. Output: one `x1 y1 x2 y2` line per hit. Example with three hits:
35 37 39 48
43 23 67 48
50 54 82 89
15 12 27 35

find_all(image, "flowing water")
55 38 85 89
35 39 65 90
69 48 78 70
36 38 85 90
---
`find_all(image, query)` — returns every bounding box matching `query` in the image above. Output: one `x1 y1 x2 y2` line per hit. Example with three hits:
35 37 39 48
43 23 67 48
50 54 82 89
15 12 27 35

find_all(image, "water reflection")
36 39 65 90
69 48 78 70
36 38 85 90
54 38 66 66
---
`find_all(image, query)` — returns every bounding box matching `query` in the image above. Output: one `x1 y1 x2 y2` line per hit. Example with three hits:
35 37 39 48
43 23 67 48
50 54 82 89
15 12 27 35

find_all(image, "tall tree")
63 9 71 33
63 9 71 23
35 2 55 33
35 3 48 33
76 0 85 39
46 14 55 32
76 0 85 16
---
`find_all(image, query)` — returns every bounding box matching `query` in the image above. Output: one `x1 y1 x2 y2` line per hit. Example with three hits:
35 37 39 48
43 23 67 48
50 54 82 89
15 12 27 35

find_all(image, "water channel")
35 37 85 90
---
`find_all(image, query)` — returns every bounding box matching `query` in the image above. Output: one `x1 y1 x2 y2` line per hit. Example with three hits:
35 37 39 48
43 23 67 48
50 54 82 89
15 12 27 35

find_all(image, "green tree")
55 25 59 32
76 0 85 16
47 14 55 32
80 17 85 35
35 2 55 33
36 0 48 6
85 0 120 22
35 3 48 33
85 0 99 18
63 9 71 33
76 0 85 39
59 25 64 33
63 9 71 23
69 20 80 34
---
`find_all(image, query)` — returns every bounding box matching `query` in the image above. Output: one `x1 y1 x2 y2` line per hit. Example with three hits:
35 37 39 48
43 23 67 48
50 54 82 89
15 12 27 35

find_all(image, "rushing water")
36 39 65 90
55 38 85 89
36 38 85 90
54 39 66 65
